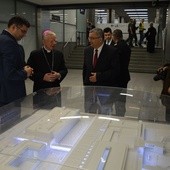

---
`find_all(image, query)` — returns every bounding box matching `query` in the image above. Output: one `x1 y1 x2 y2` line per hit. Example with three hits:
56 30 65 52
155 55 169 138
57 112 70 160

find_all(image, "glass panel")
0 86 170 169
50 21 63 42
50 10 77 43
0 0 15 22
65 24 76 42
65 10 76 43
65 9 76 25
0 23 7 33
50 10 64 42
16 1 36 25
19 26 36 62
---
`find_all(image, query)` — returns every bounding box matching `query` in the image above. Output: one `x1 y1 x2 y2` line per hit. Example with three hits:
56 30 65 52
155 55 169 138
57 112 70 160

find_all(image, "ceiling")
23 0 169 23
24 0 169 6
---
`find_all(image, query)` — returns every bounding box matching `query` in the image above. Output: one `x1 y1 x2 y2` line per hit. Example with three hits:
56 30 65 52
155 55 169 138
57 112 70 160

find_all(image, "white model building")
0 107 169 170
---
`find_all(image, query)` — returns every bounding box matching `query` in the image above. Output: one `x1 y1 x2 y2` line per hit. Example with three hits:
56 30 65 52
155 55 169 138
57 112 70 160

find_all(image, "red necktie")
93 49 98 68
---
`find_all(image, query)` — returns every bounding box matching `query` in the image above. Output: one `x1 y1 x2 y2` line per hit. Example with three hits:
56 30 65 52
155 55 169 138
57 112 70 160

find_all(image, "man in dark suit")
83 28 120 114
126 18 134 48
113 29 131 88
103 27 115 46
83 28 119 86
145 22 157 53
112 29 131 116
0 16 33 107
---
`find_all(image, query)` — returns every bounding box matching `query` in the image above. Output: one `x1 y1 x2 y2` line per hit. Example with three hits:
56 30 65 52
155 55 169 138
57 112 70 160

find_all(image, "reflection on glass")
97 147 110 170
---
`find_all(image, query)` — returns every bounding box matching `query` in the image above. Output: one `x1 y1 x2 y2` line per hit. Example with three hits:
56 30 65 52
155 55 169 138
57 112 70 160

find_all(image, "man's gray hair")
113 29 123 39
89 28 104 40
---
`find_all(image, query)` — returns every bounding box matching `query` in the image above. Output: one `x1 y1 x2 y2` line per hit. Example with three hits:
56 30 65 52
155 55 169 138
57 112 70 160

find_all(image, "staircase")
66 46 164 73
66 46 85 69
129 47 164 73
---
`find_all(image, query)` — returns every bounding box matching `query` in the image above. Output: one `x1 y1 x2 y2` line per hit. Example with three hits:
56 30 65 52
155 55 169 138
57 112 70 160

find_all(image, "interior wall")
165 4 170 63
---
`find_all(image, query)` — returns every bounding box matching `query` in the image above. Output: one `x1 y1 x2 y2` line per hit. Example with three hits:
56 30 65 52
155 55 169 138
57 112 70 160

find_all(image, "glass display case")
0 86 170 170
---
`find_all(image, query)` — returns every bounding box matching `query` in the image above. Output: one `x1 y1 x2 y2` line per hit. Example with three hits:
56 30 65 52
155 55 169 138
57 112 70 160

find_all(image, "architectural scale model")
0 107 169 170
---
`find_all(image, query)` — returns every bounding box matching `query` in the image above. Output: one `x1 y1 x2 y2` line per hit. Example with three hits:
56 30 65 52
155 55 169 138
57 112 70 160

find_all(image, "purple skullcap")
42 29 51 36
42 30 56 39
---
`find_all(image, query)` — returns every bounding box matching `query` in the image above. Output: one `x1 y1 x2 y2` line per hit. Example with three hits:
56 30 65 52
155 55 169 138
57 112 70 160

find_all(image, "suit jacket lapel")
98 44 106 60
89 48 94 67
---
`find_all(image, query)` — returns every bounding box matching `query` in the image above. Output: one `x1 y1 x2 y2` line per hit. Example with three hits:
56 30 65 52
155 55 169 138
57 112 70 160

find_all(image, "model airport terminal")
0 105 170 170
0 86 170 170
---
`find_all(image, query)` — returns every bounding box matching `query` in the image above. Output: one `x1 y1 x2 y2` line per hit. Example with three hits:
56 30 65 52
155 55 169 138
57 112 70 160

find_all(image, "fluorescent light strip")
15 137 28 142
126 12 148 15
129 106 140 110
124 9 148 11
128 15 148 17
95 9 105 12
98 116 120 121
95 12 107 15
130 17 148 19
50 145 71 152
120 93 133 97
60 116 89 120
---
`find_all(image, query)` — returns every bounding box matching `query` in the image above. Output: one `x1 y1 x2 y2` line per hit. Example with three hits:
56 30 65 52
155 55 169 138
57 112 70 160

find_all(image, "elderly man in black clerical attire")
27 30 68 109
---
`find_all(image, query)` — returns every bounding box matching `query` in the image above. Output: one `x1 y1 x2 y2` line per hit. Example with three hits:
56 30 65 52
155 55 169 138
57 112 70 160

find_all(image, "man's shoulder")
30 49 42 55
104 44 117 51
0 30 15 43
84 46 93 53
100 44 118 56
119 40 129 46
53 49 64 58
84 46 92 50
116 40 131 51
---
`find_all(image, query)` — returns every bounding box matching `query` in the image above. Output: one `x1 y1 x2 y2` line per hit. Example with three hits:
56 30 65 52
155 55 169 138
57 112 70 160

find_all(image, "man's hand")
89 72 97 82
168 87 170 94
43 71 61 82
51 71 61 80
158 66 168 73
24 65 33 77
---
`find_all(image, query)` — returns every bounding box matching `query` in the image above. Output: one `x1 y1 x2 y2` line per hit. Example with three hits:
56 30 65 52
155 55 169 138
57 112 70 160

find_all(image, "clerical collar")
43 46 51 53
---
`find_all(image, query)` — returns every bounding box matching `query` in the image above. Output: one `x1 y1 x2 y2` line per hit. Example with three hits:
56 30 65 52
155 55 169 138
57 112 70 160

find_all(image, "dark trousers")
147 40 155 53
166 107 170 122
133 33 138 45
84 87 114 115
126 33 133 47
139 31 144 46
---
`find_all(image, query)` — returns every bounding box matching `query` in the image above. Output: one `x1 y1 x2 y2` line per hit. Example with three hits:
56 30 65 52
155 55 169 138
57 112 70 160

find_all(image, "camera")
153 69 167 81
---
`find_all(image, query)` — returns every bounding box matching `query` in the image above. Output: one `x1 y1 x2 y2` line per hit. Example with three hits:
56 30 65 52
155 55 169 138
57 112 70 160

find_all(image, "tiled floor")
25 69 163 95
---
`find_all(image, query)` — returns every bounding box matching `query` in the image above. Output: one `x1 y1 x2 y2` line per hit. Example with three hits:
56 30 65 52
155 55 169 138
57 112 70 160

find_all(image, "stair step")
66 46 163 73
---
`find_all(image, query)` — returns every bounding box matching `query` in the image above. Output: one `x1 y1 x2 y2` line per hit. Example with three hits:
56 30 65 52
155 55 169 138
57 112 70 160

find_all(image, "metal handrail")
63 30 77 49
76 31 87 46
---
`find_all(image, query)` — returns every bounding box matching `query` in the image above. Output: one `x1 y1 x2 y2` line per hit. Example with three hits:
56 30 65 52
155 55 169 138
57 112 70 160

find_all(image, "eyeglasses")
88 37 100 40
17 26 27 34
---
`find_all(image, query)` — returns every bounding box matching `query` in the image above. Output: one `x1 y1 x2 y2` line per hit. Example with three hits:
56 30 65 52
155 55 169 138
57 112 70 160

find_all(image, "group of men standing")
0 15 131 117
126 18 157 53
